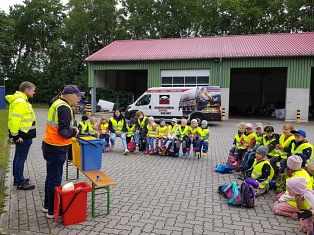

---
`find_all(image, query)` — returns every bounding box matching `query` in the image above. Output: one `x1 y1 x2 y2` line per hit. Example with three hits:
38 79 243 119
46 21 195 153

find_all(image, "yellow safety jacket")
126 124 135 137
199 128 210 142
189 126 201 137
147 124 157 137
262 135 279 157
170 124 178 134
278 134 294 159
78 121 88 134
251 159 274 189
241 132 256 149
6 91 37 138
286 169 313 208
178 125 189 138
138 116 147 128
43 99 73 146
235 132 243 149
291 142 314 163
158 125 168 138
99 123 109 133
88 122 98 135
110 117 124 132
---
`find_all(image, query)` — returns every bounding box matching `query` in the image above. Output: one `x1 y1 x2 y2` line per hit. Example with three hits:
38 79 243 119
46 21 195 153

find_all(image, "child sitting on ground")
289 129 313 167
187 119 201 157
98 115 110 151
78 115 89 135
88 116 98 138
271 123 295 174
196 120 210 157
236 122 264 172
155 118 168 154
230 122 245 155
248 145 274 197
175 118 189 157
145 117 157 154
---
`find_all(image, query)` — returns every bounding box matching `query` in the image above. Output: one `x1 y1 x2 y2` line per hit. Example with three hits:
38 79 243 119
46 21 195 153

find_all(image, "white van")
125 86 222 123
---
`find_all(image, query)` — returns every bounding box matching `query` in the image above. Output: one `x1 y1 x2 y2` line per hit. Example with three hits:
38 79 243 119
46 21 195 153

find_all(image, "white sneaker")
134 145 139 153
42 207 48 213
111 144 114 150
46 213 54 219
124 149 129 155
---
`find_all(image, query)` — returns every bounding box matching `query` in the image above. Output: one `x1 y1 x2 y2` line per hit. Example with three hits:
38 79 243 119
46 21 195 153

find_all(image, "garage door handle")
149 105 151 109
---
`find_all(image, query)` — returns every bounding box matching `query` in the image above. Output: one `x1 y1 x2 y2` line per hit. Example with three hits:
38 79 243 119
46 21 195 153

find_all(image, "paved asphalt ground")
0 108 314 235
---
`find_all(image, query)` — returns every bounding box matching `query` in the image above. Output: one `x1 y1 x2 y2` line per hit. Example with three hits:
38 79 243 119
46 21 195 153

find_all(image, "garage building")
86 32 314 122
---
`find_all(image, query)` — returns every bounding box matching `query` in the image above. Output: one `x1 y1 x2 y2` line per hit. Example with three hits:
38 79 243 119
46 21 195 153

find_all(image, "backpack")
127 140 135 151
227 154 238 170
166 144 177 157
161 146 167 156
215 163 233 174
240 177 259 208
275 173 287 194
217 182 242 206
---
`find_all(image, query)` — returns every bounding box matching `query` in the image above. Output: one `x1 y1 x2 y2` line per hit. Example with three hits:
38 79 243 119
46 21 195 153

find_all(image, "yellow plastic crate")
72 136 96 169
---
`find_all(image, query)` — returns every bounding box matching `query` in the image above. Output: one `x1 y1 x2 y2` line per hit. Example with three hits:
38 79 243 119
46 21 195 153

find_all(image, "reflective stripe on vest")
251 159 274 189
278 134 295 159
110 117 124 131
291 142 313 163
43 99 73 146
158 125 168 138
138 116 147 128
147 124 157 137
126 125 135 137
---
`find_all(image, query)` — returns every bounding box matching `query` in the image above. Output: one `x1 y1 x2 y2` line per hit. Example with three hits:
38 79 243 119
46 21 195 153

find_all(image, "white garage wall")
285 88 310 122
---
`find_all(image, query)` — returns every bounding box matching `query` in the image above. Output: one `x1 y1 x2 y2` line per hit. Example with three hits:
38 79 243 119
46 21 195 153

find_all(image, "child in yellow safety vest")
78 115 89 135
175 118 189 157
187 119 201 157
230 122 245 155
155 118 168 154
126 118 136 144
273 155 313 220
271 123 295 174
235 123 256 165
248 145 274 197
164 118 179 153
195 120 210 158
145 117 157 155
98 116 110 151
88 116 98 138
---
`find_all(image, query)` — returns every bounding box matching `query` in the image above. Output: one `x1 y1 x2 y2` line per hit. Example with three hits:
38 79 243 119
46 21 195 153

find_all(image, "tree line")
0 0 313 104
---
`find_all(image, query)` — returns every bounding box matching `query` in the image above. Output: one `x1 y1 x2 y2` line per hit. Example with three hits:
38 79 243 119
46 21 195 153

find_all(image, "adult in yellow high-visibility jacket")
134 110 148 152
6 81 37 190
42 85 81 219
108 109 128 155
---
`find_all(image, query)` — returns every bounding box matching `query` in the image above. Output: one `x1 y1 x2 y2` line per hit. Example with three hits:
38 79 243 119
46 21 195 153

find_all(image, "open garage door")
229 68 287 118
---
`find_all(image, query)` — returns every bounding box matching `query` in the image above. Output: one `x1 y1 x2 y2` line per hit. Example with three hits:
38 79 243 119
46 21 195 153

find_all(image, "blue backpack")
215 163 233 174
217 182 242 206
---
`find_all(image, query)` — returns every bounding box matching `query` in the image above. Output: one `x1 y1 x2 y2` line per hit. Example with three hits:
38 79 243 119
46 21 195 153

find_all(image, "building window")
161 70 210 87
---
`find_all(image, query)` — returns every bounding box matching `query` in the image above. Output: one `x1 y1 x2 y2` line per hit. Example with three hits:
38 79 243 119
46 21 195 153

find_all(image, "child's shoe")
105 146 110 152
149 149 154 155
182 153 187 157
202 152 207 157
170 146 174 152
174 152 179 157
144 149 149 154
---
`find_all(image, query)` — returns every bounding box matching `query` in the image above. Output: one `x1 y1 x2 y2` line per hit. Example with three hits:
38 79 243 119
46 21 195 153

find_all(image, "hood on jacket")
6 91 28 104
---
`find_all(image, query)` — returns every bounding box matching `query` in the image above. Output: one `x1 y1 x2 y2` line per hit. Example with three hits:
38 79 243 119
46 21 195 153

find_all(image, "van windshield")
136 94 151 106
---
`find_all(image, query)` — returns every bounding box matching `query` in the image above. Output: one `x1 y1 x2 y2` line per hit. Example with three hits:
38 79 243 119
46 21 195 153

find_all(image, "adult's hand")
116 131 121 137
16 137 23 143
72 126 79 136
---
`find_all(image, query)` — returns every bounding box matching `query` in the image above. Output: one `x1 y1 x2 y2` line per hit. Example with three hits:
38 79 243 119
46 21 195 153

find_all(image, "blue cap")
62 85 85 96
291 129 306 137
160 118 165 122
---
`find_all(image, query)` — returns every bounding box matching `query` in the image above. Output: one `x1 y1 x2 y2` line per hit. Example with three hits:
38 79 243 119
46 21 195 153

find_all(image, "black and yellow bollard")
296 109 300 123
85 103 92 116
221 108 225 121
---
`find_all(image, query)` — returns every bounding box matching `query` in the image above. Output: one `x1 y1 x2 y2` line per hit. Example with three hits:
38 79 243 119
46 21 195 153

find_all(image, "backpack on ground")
166 144 177 157
227 154 238 170
215 163 233 174
217 182 242 206
161 146 167 156
127 139 135 151
240 177 259 208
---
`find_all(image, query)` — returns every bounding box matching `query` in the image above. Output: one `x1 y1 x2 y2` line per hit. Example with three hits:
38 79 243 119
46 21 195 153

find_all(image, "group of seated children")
228 121 314 234
127 116 210 158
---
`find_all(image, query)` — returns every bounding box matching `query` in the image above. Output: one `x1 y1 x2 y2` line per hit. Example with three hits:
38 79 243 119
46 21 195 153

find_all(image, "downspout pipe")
219 57 222 87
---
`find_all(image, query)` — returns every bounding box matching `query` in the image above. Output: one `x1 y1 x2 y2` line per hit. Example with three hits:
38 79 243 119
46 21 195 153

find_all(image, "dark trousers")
13 138 32 185
43 151 66 215
234 148 246 161
99 134 110 146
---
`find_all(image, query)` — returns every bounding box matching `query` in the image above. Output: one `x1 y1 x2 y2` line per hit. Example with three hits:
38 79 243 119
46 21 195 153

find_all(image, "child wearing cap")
78 115 89 135
164 118 179 153
288 129 313 167
88 116 98 138
98 116 110 151
248 145 274 197
273 155 313 219
236 122 264 172
230 122 245 156
155 118 168 154
145 117 157 154
175 118 189 157
126 118 136 144
234 123 256 166
195 120 210 157
187 119 201 157
271 123 295 174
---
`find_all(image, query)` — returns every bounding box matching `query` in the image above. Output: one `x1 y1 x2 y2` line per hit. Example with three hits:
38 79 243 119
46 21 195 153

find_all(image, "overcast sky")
0 0 68 13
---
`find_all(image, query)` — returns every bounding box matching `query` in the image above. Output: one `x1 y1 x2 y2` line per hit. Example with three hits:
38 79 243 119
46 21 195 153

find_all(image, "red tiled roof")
86 32 314 61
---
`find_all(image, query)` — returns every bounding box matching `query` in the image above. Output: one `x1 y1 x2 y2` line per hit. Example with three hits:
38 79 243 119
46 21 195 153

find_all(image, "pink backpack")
227 154 238 170
127 140 135 151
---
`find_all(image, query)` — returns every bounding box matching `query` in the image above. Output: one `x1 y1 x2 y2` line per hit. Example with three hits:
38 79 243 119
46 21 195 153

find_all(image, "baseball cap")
171 118 177 123
291 129 306 137
254 122 263 128
245 123 253 129
62 85 85 96
264 126 274 132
